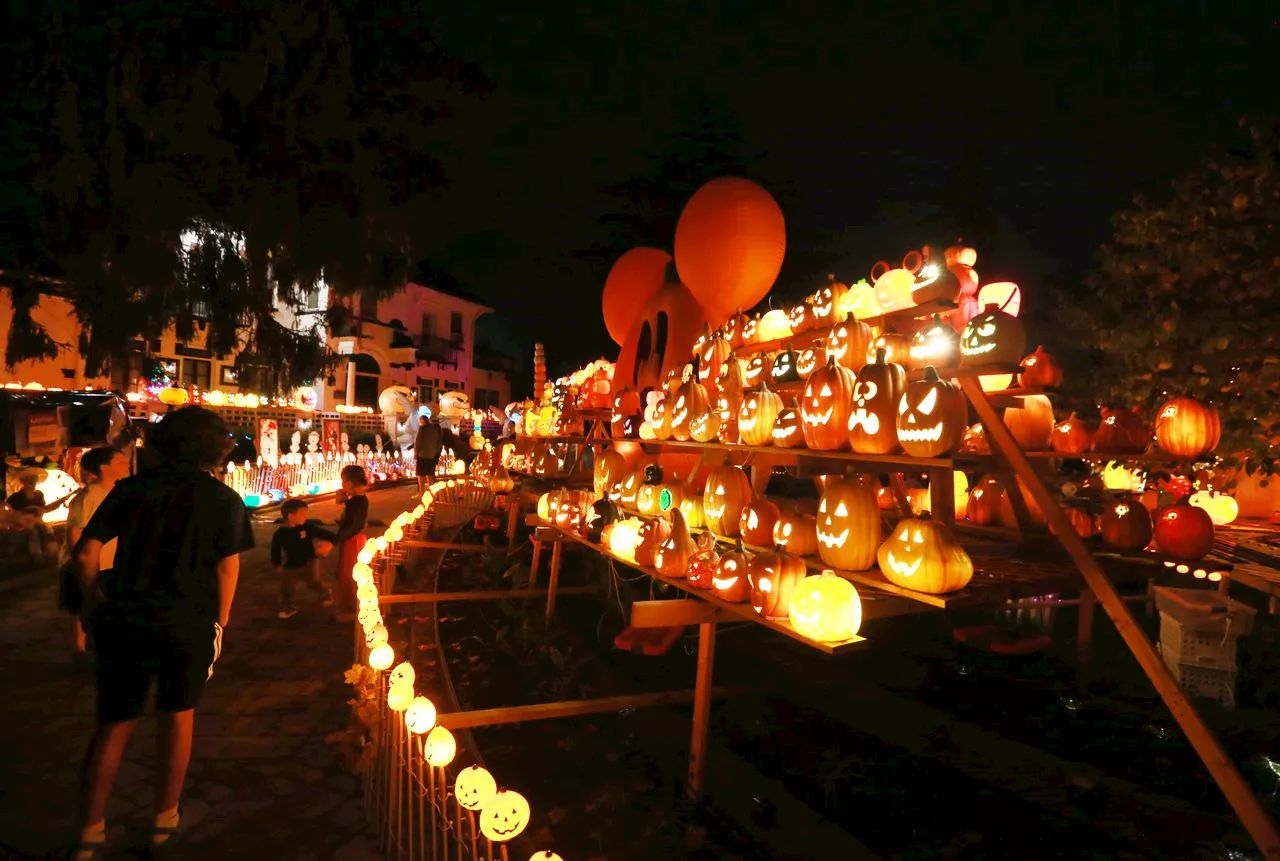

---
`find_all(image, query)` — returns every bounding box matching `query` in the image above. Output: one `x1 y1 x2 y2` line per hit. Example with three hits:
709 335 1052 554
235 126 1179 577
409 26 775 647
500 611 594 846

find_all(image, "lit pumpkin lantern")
770 343 801 384
1188 489 1238 526
489 466 515 494
712 542 751 603
696 326 733 388
788 302 814 335
965 475 1004 525
648 394 674 441
1052 412 1096 455
816 474 881 571
595 449 629 496
584 499 621 542
771 399 805 448
847 348 906 455
536 492 554 521
757 307 793 343
738 383 784 447
896 367 966 458
158 386 189 406
654 508 697 577
669 377 710 441
743 353 772 388
907 315 960 369
689 408 721 443
454 766 498 813
678 491 706 530
1102 462 1144 492
741 313 760 344
739 498 781 548
1018 345 1063 388
633 517 671 568
952 470 970 515
773 509 819 556
1154 397 1221 458
877 517 974 594
795 345 821 379
703 464 753 537
1099 497 1153 551
479 789 530 843
748 547 807 620
910 255 961 305
824 320 873 372
611 388 642 439
606 517 645 562
686 531 720 588
866 328 911 367
1154 500 1215 560
810 274 850 328
723 308 750 349
715 392 741 444
1001 394 1055 452
789 570 862 642
839 278 883 321
801 356 856 451
618 468 645 507
959 304 1026 366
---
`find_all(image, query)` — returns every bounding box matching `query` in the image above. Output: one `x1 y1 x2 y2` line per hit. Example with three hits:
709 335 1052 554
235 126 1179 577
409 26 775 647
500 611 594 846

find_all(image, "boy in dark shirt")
272 499 333 619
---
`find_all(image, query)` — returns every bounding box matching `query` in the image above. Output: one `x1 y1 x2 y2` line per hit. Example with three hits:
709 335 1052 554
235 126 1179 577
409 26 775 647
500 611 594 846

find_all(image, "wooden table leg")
506 499 519 545
529 541 543 588
687 621 717 800
545 540 563 623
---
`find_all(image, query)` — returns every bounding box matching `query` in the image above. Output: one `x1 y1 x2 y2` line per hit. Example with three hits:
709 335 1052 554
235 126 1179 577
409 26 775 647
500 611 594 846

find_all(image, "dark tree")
1060 119 1280 472
0 0 488 385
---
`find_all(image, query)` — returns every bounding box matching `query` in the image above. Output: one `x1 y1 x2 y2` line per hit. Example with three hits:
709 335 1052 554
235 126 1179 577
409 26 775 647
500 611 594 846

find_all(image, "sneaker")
278 607 298 619
320 592 334 608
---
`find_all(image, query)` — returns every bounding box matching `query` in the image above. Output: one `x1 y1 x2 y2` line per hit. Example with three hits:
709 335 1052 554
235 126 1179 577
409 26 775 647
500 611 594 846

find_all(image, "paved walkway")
0 483 424 860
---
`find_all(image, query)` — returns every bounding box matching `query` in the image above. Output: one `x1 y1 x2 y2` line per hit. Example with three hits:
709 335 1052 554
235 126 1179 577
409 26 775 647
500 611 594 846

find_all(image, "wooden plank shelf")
634 438 954 471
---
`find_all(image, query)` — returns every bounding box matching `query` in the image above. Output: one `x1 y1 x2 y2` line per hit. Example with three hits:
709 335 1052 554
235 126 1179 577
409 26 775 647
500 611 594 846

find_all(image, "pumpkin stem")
922 365 941 382
875 346 887 364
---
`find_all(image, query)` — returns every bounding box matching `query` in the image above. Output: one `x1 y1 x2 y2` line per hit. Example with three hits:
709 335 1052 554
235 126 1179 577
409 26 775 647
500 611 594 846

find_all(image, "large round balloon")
674 178 785 320
602 248 671 346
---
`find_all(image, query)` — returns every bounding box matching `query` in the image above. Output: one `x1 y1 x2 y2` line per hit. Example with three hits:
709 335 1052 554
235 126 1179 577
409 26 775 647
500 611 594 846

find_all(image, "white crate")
1159 615 1240 671
1163 657 1237 709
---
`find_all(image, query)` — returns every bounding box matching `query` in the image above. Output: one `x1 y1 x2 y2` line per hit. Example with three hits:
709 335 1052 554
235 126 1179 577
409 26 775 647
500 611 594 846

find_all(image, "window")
302 286 323 311
420 313 435 342
418 377 436 406
473 389 489 409
181 358 212 390
109 353 146 391
220 366 239 386
359 293 378 319
450 312 463 341
351 354 381 408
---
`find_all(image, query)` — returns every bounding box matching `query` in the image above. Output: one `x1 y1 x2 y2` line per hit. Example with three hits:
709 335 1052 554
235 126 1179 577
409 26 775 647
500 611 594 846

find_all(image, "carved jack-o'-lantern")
825 320 873 372
959 304 1026 366
810 274 850 328
739 498 781 547
583 498 621 542
907 315 960 369
1052 412 1096 455
723 309 750 349
633 517 671 568
1002 394 1055 452
738 383 784 447
715 391 741 444
455 765 498 812
1093 406 1149 454
773 509 818 556
717 351 746 399
743 352 772 388
909 254 961 305
617 468 645 508
1099 496 1153 551
696 327 733 387
801 356 856 451
703 464 753 537
479 789 530 843
771 343 801 383
816 474 881 571
594 449 629 496
877 517 973 594
848 348 906 455
795 345 820 379
788 302 814 335
866 328 911 367
670 378 710 441
1019 345 1063 389
689 408 721 443
713 542 751 603
611 388 642 439
789 570 862 642
896 367 966 458
741 313 760 344
771 399 805 448
1154 397 1221 458
748 548 807 620
636 481 682 517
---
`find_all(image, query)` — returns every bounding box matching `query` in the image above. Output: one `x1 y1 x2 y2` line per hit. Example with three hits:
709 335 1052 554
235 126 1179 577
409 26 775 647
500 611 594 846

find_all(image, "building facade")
0 282 510 411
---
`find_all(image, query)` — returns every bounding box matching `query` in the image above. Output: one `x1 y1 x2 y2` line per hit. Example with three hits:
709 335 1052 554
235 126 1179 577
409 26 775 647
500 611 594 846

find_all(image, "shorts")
90 608 220 724
415 457 433 475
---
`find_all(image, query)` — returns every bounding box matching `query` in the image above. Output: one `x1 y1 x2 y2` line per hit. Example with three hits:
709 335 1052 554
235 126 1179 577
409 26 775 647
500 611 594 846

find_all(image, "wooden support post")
687 621 717 801
506 499 520 545
1077 587 1096 667
927 466 957 535
887 473 915 519
545 539 563 623
529 540 543 588
959 374 1280 859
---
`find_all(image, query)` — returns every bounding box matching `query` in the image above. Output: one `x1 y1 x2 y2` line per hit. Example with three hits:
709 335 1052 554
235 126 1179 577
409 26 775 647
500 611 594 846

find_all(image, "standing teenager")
312 464 369 622
71 407 253 859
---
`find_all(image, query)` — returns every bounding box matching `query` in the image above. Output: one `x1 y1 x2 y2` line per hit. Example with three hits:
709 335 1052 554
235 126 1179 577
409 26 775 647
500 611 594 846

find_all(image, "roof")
406 281 493 312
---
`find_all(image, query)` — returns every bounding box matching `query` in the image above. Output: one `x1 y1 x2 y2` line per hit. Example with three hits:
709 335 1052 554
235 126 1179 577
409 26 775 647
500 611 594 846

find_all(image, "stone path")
0 483 424 860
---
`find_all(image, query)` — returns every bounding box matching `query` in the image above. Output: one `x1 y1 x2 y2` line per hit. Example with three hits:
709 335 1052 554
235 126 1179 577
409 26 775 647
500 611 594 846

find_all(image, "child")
271 499 334 619
312 465 369 621
60 446 130 658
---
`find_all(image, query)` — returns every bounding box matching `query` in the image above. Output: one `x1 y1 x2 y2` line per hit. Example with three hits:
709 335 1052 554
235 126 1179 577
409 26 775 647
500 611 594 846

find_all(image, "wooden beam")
400 540 490 551
534 526 564 542
436 688 736 729
687 621 717 800
631 599 726 628
378 586 596 605
959 374 1280 859
545 538 563 622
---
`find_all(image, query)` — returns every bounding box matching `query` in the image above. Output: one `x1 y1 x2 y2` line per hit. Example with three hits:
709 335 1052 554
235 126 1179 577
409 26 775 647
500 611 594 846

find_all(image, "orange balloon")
674 178 786 320
602 248 672 345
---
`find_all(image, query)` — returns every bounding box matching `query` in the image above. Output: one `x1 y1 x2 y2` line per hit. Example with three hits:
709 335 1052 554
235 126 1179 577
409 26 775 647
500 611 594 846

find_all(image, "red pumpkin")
1052 412 1096 455
1100 496 1153 551
1052 506 1098 539
1154 397 1221 458
1153 501 1215 560
800 356 856 451
965 475 1004 525
748 548 807 620
1093 407 1149 454
1018 345 1063 388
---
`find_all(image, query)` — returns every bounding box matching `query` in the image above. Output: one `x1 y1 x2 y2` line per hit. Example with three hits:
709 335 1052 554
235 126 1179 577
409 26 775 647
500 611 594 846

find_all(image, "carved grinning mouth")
803 407 833 425
899 424 944 443
848 408 880 435
817 528 849 548
704 502 726 520
885 550 922 577
712 576 739 591
960 341 995 357
813 302 832 317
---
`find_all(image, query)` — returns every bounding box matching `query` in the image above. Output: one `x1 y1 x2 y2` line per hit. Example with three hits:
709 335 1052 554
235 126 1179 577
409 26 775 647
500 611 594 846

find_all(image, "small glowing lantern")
422 725 457 767
978 373 1014 393
387 682 414 712
480 789 530 842
364 623 388 648
367 643 395 670
976 281 1021 317
356 582 378 603
788 570 862 643
404 696 437 734
1102 463 1144 492
756 308 793 342
606 517 645 562
537 493 553 521
358 606 382 629
389 661 415 688
455 766 498 811
1189 489 1239 526
158 386 189 406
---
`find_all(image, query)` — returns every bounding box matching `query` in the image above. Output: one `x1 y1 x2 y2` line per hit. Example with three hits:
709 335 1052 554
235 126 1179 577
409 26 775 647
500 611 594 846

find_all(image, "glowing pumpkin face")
697 329 732 386
877 518 974 594
689 409 721 443
742 314 760 344
747 548 806 620
703 465 753 536
744 353 771 388
633 517 671 568
896 367 966 458
611 388 642 438
771 345 800 383
773 510 818 555
847 349 906 455
788 303 813 334
771 399 804 448
959 304 1026 366
455 766 498 812
723 309 750 349
757 308 793 343
739 498 781 547
789 570 862 643
670 378 710 441
738 383 784 447
715 392 740 443
649 394 673 441
907 315 960 369
796 345 820 379
816 474 881 572
866 329 911 367
824 320 873 371
800 357 856 451
811 275 849 327
712 543 750 603
618 469 645 507
480 789 530 842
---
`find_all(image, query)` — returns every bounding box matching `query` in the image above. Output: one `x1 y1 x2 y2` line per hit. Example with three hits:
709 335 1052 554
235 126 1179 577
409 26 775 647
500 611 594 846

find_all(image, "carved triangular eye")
918 388 938 416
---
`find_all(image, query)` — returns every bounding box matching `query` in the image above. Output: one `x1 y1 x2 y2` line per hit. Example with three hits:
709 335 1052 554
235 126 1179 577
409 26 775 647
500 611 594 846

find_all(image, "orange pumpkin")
748 547 807 620
816 474 881 571
810 274 850 328
825 319 873 372
633 517 671 568
788 302 814 335
1002 394 1055 451
611 388 642 439
866 328 912 367
669 377 710 442
877 517 974 594
1154 397 1221 458
773 510 819 556
1052 506 1098 539
771 399 805 448
696 326 733 389
738 383 784 447
1052 412 1096 455
896 367 967 458
1100 496 1153 550
712 541 751 603
654 508 697 577
848 348 906 454
703 464 753 537
1018 345 1063 388
965 475 1004 525
722 309 750 350
801 357 856 451
959 303 1026 366
739 498 781 548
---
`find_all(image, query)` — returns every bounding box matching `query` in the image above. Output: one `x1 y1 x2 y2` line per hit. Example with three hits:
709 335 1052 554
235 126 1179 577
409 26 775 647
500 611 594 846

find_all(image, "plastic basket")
1165 660 1237 709
1159 615 1239 671
1153 587 1256 637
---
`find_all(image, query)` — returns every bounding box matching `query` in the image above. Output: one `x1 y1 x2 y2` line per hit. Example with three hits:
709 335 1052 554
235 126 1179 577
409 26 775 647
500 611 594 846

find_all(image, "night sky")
419 3 1280 382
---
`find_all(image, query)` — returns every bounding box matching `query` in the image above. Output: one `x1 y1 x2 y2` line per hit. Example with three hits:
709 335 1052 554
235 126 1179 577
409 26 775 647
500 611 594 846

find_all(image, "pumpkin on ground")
739 498 781 548
748 548 807 620
801 357 857 451
896 367 966 458
1153 501 1215 560
654 508 698 577
703 464 754 537
877 518 974 594
1100 496 1153 550
738 383 784 447
1002 394 1055 451
1154 397 1221 458
1018 345 1063 388
789 570 862 642
816 474 881 571
848 348 906 454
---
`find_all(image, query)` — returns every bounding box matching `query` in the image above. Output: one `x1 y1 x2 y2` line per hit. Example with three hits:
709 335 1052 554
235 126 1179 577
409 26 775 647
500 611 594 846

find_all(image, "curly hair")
147 406 234 471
